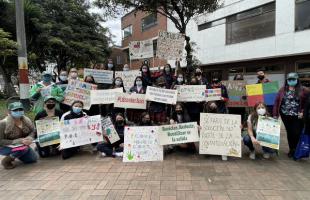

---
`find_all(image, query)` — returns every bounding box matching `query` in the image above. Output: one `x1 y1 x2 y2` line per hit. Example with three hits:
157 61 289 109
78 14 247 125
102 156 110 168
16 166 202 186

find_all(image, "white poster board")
84 68 113 84
129 39 154 60
145 86 177 105
36 117 60 147
90 88 123 105
115 70 141 92
60 115 103 149
176 85 206 102
156 31 185 60
158 122 199 145
101 117 120 144
123 126 163 162
114 93 147 109
199 113 241 157
205 88 222 101
256 116 281 150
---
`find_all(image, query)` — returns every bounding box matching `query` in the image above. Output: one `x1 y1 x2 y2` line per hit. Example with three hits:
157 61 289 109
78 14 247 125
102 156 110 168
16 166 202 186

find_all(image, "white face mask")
177 77 183 83
257 108 266 116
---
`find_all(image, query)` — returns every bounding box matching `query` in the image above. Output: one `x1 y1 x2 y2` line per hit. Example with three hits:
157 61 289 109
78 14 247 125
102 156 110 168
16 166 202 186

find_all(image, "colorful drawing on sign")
256 116 281 150
40 86 52 98
36 117 61 147
145 86 178 105
84 68 114 84
156 31 185 60
222 81 247 107
63 80 97 110
199 113 242 157
60 115 103 149
205 88 222 101
115 70 142 92
101 117 120 144
90 88 123 105
176 85 206 102
123 126 163 162
246 82 279 106
114 93 147 109
129 39 154 60
158 122 199 145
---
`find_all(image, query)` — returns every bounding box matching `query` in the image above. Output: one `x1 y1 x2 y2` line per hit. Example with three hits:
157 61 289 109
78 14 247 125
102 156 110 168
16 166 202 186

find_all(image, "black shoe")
287 150 295 158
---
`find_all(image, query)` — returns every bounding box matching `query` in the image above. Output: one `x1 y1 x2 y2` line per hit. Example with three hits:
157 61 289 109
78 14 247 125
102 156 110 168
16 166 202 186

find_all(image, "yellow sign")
246 84 263 96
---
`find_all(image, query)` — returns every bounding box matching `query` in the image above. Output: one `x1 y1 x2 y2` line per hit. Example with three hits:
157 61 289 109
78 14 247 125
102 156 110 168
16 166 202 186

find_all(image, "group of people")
0 61 309 169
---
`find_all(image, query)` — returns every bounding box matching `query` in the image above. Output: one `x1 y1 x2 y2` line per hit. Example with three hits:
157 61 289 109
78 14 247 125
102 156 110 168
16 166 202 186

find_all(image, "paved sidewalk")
0 134 309 200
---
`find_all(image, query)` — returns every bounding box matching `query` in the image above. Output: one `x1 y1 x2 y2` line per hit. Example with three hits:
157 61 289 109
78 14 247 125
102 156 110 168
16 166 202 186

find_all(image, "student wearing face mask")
256 69 271 84
30 71 64 114
162 64 175 89
139 112 153 126
68 68 79 81
123 64 130 71
194 67 209 86
140 64 153 86
106 77 126 118
186 77 204 123
273 73 309 158
0 102 37 169
210 78 229 114
243 102 275 160
34 96 63 158
97 113 126 157
60 101 87 159
56 70 69 91
171 73 186 89
84 75 100 117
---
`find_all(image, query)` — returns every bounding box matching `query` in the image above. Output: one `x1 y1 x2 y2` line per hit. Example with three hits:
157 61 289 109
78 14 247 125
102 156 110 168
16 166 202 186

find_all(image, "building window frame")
141 13 158 32
295 0 310 32
122 25 133 39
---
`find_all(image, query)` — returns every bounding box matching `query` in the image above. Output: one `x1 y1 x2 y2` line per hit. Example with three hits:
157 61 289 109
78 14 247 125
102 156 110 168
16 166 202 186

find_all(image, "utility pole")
15 0 30 110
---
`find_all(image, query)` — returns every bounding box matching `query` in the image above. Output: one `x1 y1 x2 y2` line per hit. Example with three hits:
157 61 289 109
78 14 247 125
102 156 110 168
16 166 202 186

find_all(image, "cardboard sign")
123 126 163 162
256 116 281 150
156 31 185 60
84 68 113 84
115 70 142 92
222 81 247 107
90 88 123 105
101 117 120 144
199 113 241 157
63 80 97 110
129 39 154 60
176 85 206 102
145 86 178 105
36 117 60 147
40 86 52 98
205 88 222 101
60 115 103 149
114 93 147 109
158 122 199 145
246 82 279 106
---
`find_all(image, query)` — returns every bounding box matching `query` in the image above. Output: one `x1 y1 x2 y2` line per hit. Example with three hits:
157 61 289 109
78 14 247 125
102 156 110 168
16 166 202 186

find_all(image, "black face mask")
142 120 151 125
257 75 265 80
115 120 124 126
46 104 56 110
195 72 202 76
176 110 183 114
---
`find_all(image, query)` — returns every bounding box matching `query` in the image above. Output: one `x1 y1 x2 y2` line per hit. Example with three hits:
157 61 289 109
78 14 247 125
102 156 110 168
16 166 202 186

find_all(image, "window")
297 61 310 71
226 3 275 45
116 56 121 65
198 18 226 31
141 13 157 31
122 25 132 39
295 0 310 31
153 39 157 56
245 65 282 73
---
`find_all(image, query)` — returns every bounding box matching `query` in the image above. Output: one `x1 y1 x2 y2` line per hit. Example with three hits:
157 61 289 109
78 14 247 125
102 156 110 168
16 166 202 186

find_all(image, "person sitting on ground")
0 102 37 169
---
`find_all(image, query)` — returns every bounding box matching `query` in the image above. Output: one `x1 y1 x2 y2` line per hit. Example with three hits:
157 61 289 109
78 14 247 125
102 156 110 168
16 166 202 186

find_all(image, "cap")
44 96 57 103
8 102 24 111
42 71 52 76
287 73 299 79
212 78 220 83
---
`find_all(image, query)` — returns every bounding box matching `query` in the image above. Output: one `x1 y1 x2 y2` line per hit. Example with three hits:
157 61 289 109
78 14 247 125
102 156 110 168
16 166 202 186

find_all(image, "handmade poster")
63 80 97 110
84 68 113 84
40 86 52 98
115 70 142 92
176 85 206 102
101 117 120 144
256 116 281 150
123 126 163 162
205 88 222 101
129 39 154 60
199 113 241 157
156 31 185 60
114 93 147 109
60 115 103 149
246 82 279 106
158 122 199 145
36 117 61 147
145 86 177 105
222 81 247 107
90 88 123 105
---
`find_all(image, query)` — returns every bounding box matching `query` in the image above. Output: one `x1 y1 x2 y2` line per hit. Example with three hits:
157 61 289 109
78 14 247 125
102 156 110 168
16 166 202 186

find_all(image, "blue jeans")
0 146 37 164
243 135 274 154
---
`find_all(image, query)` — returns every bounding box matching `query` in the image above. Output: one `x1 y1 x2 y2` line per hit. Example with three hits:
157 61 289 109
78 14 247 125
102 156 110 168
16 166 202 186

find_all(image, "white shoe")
100 152 107 157
249 151 256 160
221 155 228 161
263 153 270 159
114 152 123 157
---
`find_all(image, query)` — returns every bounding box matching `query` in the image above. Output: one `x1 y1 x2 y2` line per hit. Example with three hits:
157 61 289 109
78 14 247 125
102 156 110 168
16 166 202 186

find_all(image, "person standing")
210 78 229 114
140 64 153 86
68 68 79 82
257 69 271 84
56 69 69 92
304 94 310 135
0 102 37 169
273 73 309 158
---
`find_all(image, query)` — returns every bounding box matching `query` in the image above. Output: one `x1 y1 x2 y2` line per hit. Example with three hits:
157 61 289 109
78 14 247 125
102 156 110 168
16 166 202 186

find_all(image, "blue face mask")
11 110 24 118
287 79 297 87
59 75 67 81
108 64 113 69
72 107 82 114
43 75 52 83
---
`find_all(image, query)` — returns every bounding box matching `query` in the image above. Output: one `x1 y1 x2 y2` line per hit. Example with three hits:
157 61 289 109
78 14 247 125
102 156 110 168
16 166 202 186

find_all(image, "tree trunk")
0 64 17 98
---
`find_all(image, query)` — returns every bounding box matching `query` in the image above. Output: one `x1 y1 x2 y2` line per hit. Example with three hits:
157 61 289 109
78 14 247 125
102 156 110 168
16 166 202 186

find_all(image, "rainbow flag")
246 82 279 107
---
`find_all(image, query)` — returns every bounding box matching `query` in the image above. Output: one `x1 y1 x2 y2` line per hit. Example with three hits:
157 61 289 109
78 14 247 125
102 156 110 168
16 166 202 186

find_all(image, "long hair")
284 77 302 96
163 64 173 76
250 102 270 126
133 76 143 87
140 64 151 79
84 75 96 84
112 77 126 92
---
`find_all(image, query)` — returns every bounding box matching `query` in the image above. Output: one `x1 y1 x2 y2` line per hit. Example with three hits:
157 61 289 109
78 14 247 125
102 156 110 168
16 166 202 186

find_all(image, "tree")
95 0 220 74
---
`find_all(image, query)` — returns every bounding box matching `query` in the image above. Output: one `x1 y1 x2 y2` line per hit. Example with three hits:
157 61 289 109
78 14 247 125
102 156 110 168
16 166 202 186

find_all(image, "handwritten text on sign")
145 86 177 105
84 68 113 84
256 116 281 150
156 31 185 60
158 122 199 145
222 81 247 107
60 115 103 149
176 85 206 102
36 117 60 147
205 88 222 101
101 117 120 144
90 88 123 105
114 93 147 109
129 39 154 60
115 70 142 92
199 113 241 157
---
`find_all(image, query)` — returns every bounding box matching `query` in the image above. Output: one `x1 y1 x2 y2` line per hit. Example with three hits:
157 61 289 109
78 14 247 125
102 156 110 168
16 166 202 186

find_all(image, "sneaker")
100 152 107 157
263 153 270 159
114 152 123 157
1 156 15 170
249 151 256 160
221 155 228 161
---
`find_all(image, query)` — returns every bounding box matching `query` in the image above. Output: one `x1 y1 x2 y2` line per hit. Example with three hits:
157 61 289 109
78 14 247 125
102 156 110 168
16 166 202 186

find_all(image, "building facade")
121 10 167 70
168 0 310 86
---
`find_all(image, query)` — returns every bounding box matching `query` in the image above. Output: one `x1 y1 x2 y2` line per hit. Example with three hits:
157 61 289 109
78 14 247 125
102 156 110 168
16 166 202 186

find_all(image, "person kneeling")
0 102 37 169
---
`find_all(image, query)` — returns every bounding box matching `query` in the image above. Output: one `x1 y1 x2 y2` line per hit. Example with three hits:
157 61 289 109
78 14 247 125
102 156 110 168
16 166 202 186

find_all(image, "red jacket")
273 86 309 117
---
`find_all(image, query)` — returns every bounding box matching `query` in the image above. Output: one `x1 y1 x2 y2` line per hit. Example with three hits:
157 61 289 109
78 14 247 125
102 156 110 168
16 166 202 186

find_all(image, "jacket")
304 95 310 133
